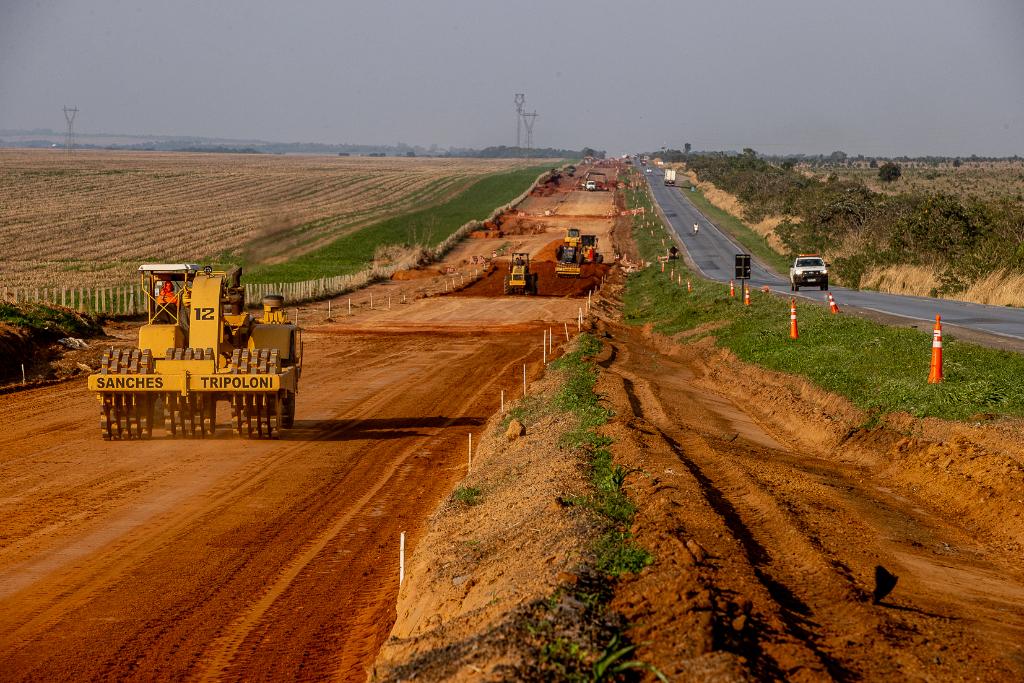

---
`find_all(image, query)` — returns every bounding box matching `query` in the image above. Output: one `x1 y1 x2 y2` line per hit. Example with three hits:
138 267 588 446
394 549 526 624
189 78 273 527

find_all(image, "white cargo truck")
664 168 676 186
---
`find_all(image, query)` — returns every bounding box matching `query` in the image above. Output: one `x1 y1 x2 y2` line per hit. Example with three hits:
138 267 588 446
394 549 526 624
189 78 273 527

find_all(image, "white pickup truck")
789 254 829 291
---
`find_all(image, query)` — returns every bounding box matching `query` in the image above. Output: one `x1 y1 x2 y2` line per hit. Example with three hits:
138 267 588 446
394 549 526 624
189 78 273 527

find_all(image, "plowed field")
0 150 531 289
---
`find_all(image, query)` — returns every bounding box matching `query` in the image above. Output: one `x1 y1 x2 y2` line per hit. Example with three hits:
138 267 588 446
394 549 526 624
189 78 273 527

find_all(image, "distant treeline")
653 147 1022 167
0 132 600 159
684 150 1024 294
446 146 603 159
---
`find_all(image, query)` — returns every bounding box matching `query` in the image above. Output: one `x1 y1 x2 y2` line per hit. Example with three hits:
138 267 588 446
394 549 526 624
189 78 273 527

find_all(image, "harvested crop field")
0 149 533 289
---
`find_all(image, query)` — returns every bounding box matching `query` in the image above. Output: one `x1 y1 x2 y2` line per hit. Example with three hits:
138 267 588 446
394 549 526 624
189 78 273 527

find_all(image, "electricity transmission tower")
514 93 525 150
63 105 79 156
522 111 538 157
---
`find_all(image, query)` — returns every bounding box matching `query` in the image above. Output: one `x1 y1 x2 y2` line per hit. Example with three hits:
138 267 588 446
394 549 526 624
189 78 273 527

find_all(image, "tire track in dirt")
0 326 553 681
600 326 1024 679
200 342 538 681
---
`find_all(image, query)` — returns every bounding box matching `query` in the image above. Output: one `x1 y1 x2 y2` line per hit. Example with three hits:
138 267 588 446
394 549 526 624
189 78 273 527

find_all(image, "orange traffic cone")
743 284 751 306
789 298 799 339
661 262 665 273
730 280 735 297
828 292 840 314
687 280 692 293
928 315 943 383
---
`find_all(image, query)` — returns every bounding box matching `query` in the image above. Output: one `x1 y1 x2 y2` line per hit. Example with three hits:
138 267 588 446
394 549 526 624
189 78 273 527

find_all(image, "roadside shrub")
452 486 483 506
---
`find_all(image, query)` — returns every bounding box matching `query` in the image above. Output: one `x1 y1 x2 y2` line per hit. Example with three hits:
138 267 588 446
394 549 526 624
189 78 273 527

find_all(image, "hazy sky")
1 0 1022 156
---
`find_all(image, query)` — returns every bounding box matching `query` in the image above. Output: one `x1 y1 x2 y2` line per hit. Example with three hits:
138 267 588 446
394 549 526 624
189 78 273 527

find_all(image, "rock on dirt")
505 419 524 440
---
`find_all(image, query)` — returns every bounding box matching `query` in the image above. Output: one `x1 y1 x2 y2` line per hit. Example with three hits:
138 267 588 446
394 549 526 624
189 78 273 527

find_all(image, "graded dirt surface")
0 315 564 680
0 177 607 681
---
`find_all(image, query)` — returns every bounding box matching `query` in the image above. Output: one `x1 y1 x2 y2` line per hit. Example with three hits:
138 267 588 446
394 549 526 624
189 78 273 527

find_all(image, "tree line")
684 150 1024 294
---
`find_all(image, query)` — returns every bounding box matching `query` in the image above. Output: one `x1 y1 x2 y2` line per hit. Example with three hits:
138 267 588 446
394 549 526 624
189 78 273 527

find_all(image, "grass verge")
621 173 1024 422
247 166 549 283
500 334 659 680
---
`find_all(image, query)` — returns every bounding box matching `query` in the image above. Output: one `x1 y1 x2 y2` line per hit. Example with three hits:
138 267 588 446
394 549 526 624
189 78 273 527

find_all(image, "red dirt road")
0 319 553 680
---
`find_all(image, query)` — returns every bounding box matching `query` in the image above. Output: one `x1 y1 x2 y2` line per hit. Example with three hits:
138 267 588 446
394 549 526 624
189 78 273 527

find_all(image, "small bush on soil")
498 394 551 432
452 486 483 506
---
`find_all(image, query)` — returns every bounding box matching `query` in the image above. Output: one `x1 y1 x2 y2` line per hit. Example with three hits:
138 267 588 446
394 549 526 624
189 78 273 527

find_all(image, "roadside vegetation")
498 334 659 680
0 301 102 339
679 151 1024 298
247 165 549 283
623 173 1024 422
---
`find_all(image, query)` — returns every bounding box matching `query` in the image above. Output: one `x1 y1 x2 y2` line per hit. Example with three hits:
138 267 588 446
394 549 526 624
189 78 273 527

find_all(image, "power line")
63 105 78 156
514 93 525 149
522 111 538 157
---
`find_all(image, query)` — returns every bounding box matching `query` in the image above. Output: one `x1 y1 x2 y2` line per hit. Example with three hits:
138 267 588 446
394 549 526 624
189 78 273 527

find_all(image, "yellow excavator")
87 264 301 440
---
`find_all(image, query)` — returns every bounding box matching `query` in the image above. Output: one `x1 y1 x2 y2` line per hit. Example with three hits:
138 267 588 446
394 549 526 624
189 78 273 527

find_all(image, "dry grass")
803 161 1024 202
0 149 532 289
960 270 1024 307
857 265 1024 307
860 264 941 297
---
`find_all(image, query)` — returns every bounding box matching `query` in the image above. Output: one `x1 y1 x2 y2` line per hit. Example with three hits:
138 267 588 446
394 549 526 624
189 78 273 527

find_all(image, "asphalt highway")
643 166 1024 341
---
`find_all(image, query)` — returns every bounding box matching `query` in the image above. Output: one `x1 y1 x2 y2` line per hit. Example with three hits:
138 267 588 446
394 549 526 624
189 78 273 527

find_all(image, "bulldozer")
87 264 301 440
503 253 538 295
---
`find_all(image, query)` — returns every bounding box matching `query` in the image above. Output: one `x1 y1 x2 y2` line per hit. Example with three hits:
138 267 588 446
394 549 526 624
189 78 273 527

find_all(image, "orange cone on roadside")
661 262 665 273
828 292 840 314
743 284 750 306
789 298 799 339
928 315 943 383
730 280 735 297
687 280 692 293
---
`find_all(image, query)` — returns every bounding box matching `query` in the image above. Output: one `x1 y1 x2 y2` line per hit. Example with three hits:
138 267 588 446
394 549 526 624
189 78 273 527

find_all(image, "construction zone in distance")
87 264 301 440
450 164 617 299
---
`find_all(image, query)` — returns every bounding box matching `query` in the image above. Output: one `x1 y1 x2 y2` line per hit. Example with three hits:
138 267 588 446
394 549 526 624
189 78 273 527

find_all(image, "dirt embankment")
0 303 107 390
586 272 1024 680
372 351 599 681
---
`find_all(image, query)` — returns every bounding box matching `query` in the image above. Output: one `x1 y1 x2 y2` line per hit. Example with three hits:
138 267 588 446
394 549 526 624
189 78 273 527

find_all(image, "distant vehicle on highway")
585 180 597 191
790 254 829 291
646 168 652 174
664 168 676 186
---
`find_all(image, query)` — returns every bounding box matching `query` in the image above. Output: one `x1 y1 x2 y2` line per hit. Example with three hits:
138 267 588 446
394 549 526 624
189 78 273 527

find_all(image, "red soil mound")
450 260 610 298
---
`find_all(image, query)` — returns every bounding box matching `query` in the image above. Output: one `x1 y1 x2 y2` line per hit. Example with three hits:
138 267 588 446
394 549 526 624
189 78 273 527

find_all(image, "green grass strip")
247 165 550 283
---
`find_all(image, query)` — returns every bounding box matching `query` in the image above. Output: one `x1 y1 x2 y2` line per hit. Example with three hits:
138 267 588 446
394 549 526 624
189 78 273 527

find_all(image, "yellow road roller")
87 264 301 439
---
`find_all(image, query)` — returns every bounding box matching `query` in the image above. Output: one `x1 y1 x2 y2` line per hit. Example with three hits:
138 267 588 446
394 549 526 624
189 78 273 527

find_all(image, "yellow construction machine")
87 264 301 440
555 228 583 277
504 253 538 294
